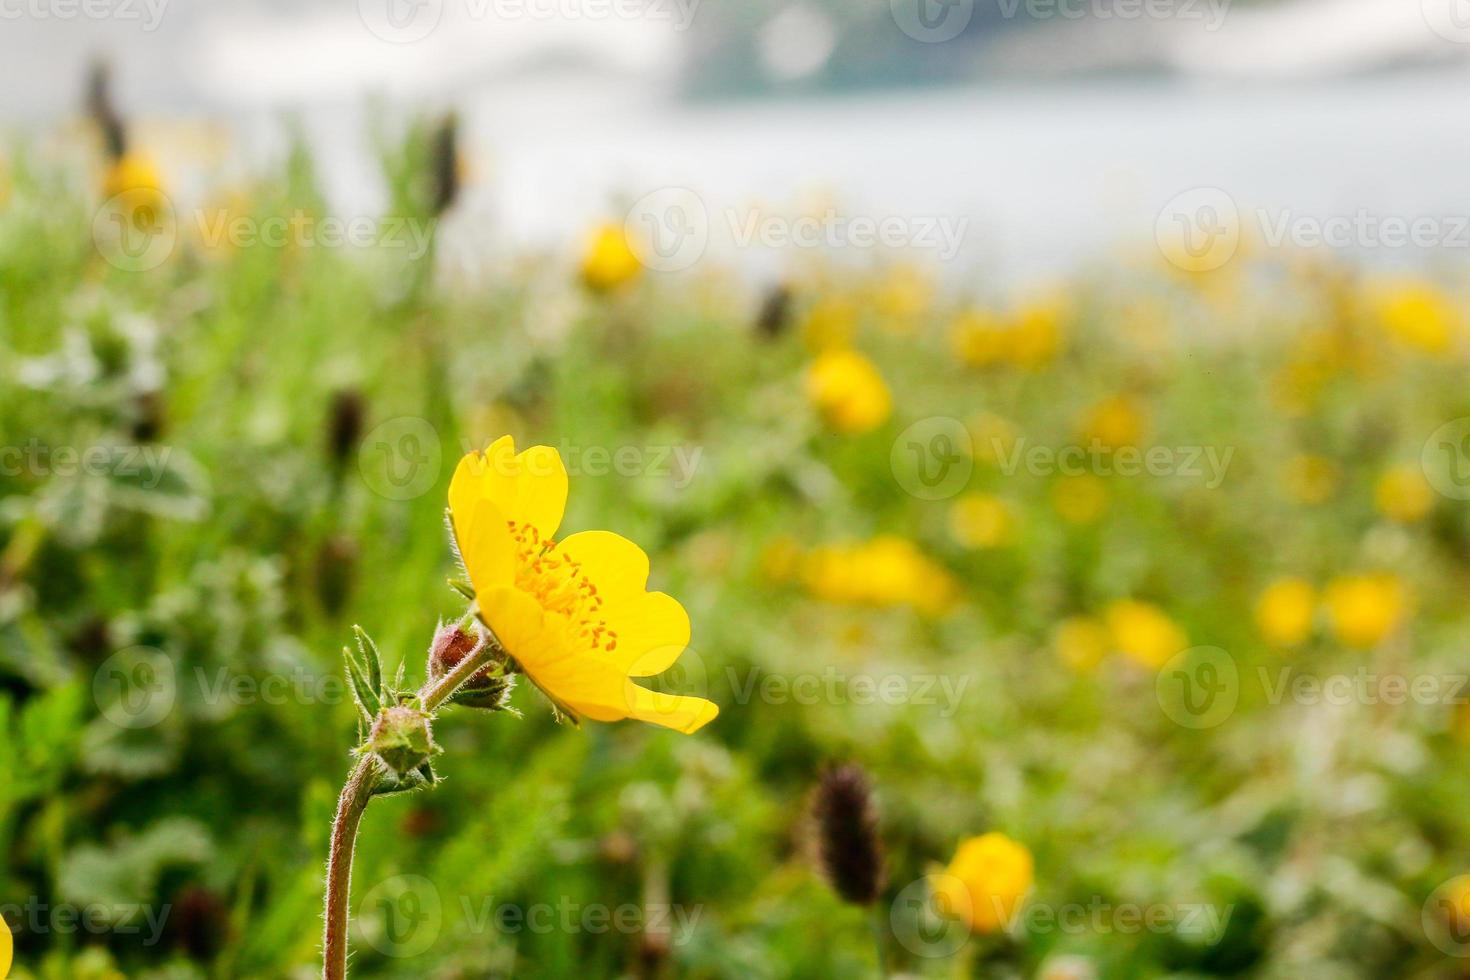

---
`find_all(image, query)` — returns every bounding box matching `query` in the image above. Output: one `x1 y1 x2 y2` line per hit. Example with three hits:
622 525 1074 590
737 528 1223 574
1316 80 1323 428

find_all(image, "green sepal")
343 646 380 724
352 625 386 702
369 762 436 798
447 577 476 601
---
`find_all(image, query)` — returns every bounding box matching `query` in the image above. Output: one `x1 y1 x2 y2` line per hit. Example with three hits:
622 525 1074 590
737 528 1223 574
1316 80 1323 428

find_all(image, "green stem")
322 626 506 979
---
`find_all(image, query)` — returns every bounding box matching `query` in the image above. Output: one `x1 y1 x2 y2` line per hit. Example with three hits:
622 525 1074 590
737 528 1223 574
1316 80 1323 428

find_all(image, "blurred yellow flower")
759 535 802 583
1284 454 1339 505
968 412 1017 465
1051 474 1109 525
1374 464 1433 524
1105 599 1187 669
805 349 892 434
801 293 859 350
870 263 934 333
1370 280 1460 355
1009 300 1065 368
449 436 717 733
1079 394 1146 449
931 832 1034 934
580 223 642 292
951 300 1065 370
950 308 1010 368
1324 573 1406 648
1255 577 1315 648
802 535 957 617
102 151 164 201
949 492 1015 549
1053 616 1110 672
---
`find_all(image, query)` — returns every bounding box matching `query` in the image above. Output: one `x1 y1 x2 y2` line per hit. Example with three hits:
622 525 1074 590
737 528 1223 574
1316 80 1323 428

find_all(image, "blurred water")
5 4 1470 283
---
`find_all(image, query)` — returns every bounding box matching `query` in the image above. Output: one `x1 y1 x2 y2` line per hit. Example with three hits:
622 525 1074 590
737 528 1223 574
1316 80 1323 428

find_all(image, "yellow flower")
448 436 717 733
1370 280 1459 355
1324 573 1406 648
801 536 957 617
580 223 642 292
930 833 1034 934
1053 616 1109 672
950 308 1010 368
870 263 934 333
1375 464 1433 523
949 492 1015 549
1104 599 1187 669
805 349 892 434
1255 577 1315 648
1051 474 1109 525
801 293 859 351
968 412 1017 465
1079 394 1145 449
0 909 9 980
102 151 164 201
1009 300 1065 368
759 535 802 583
1284 454 1339 505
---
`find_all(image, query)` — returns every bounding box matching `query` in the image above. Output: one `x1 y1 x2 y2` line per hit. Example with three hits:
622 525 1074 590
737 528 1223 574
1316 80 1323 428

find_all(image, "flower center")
508 522 618 653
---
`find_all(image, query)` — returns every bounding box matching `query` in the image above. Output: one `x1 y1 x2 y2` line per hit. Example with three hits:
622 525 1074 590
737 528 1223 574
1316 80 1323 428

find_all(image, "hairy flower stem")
322 754 379 980
322 628 506 980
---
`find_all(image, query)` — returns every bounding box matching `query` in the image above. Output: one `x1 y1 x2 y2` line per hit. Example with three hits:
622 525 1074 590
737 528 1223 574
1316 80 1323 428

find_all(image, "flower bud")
367 705 436 776
427 620 513 710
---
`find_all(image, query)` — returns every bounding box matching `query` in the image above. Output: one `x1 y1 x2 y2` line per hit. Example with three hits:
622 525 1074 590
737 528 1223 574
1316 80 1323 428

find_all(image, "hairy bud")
427 620 512 710
367 705 436 776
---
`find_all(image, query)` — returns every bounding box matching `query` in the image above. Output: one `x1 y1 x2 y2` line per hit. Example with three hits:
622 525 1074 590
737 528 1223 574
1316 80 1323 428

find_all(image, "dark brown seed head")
325 389 365 469
430 111 460 217
755 282 793 340
811 763 886 906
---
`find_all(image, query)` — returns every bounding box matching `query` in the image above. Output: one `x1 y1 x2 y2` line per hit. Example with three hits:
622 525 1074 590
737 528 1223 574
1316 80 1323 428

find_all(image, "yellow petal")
559 530 650 599
449 436 568 540
478 585 563 669
602 591 690 677
453 498 516 595
621 683 719 734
